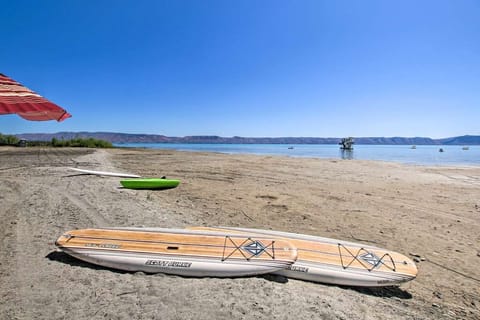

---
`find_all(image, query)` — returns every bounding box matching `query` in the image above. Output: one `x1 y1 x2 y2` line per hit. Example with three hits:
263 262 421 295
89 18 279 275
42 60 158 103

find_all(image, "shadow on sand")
46 251 128 274
347 285 412 299
261 273 412 299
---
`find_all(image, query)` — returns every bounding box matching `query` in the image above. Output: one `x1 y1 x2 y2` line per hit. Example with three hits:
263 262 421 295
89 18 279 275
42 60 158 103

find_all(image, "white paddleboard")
55 228 298 277
68 167 141 178
189 226 418 287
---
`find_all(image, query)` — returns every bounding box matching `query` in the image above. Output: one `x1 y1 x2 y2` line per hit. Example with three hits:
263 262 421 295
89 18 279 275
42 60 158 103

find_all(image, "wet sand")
1 146 479 319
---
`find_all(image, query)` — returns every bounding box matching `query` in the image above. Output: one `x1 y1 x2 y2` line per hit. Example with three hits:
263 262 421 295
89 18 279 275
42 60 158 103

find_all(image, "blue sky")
1 0 479 138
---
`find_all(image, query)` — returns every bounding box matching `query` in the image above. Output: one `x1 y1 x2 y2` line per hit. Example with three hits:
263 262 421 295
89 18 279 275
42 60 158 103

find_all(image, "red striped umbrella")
0 73 71 122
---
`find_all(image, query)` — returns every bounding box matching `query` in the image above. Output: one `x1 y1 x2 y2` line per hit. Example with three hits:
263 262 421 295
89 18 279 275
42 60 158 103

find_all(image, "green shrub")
0 133 19 145
0 133 112 148
50 137 113 148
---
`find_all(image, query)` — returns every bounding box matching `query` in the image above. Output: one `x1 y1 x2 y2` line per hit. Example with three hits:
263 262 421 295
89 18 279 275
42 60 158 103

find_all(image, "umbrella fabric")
0 73 71 121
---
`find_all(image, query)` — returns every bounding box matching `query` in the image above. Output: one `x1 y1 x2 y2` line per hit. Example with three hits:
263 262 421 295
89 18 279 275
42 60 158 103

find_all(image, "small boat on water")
462 146 469 150
339 137 354 150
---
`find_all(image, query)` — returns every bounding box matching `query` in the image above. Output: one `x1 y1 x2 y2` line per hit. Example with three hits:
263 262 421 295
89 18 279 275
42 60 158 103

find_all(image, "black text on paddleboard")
145 260 192 268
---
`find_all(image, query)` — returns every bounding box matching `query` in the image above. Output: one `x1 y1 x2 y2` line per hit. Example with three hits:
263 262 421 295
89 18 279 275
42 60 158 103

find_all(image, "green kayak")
120 178 180 190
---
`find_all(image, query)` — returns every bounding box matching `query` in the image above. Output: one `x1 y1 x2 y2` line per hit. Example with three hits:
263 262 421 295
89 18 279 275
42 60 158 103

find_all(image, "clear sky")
1 0 479 138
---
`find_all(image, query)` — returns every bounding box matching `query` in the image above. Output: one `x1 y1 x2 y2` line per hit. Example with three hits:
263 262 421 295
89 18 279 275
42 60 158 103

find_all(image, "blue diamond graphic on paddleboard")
360 252 381 267
242 241 266 256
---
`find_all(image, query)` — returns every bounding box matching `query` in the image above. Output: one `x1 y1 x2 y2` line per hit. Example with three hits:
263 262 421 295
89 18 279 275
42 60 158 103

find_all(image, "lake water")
114 143 480 166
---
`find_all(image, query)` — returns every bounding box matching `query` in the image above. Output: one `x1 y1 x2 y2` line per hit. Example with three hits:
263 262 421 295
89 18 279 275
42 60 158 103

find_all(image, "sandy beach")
1 146 479 319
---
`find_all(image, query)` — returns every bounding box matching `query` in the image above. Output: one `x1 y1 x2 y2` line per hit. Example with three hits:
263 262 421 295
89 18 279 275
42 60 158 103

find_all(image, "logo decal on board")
242 241 266 256
360 252 381 268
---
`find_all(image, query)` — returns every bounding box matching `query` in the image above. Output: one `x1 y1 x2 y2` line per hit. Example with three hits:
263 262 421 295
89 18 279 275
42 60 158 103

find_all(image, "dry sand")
1 146 479 319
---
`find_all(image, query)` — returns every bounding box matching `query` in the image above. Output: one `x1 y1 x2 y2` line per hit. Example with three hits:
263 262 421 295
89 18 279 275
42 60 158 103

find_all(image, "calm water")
115 143 480 166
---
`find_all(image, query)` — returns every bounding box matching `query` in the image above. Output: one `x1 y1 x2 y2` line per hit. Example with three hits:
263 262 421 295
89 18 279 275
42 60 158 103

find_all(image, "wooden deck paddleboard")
68 167 141 178
55 228 297 277
120 178 180 189
188 227 417 287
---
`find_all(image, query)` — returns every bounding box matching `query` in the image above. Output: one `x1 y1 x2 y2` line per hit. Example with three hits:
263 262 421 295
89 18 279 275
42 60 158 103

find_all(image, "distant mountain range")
14 132 480 145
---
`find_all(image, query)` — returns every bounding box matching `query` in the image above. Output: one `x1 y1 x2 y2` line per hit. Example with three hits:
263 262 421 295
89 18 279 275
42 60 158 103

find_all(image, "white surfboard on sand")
188 226 418 287
55 228 298 277
68 167 141 178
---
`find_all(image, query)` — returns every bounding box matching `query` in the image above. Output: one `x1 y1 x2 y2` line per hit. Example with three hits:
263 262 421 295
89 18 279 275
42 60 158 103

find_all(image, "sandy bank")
1 147 479 319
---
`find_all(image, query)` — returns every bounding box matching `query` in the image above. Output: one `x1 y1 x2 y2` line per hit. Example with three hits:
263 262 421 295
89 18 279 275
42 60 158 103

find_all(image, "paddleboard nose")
55 232 73 248
402 256 418 280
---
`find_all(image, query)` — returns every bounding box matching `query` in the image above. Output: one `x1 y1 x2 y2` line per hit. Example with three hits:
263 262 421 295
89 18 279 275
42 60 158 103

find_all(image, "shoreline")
1 147 479 319
113 143 480 167
3 144 480 168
